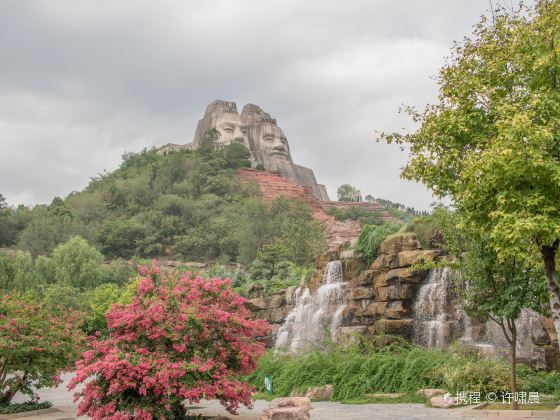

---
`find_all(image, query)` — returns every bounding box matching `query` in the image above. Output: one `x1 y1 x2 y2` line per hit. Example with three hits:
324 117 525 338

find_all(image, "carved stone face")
212 112 248 145
254 122 291 161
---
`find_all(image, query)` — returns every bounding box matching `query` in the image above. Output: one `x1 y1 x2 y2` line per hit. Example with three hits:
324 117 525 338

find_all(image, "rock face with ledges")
341 233 438 340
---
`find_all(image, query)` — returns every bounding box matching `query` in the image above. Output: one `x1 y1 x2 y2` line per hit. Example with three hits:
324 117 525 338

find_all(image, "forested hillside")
0 138 325 266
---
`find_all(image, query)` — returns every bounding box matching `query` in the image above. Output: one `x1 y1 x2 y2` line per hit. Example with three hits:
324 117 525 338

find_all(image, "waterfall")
413 268 548 367
275 260 347 352
413 268 453 347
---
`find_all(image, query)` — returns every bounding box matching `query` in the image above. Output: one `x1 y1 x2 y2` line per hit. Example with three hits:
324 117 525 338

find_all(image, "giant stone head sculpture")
193 100 249 148
240 104 295 176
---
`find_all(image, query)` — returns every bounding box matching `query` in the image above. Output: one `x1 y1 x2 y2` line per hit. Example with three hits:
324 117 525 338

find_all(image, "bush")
356 223 401 264
0 401 52 414
402 216 440 249
436 358 510 395
326 207 383 225
247 344 453 400
0 291 84 404
69 264 271 419
519 368 560 396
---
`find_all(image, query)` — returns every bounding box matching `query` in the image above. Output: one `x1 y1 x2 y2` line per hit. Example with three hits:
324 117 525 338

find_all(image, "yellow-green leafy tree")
382 1 560 337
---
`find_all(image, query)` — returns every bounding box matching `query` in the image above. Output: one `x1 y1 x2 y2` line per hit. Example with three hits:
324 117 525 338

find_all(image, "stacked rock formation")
340 234 439 339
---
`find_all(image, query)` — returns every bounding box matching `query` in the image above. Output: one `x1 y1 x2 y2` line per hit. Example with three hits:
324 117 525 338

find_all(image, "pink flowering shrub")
0 291 83 404
69 264 271 419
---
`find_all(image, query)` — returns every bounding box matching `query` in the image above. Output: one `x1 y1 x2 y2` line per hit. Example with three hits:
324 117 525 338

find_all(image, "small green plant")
0 401 53 414
356 223 401 264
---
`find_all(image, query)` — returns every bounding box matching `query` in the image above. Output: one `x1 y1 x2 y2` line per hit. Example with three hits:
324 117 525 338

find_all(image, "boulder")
268 397 311 411
248 283 265 299
375 284 415 301
377 234 422 255
261 397 311 419
370 319 414 337
374 268 423 288
390 250 439 269
245 298 266 311
362 301 387 317
416 388 446 398
304 384 333 401
430 394 458 408
268 292 287 309
337 326 368 345
348 287 374 300
384 300 408 320
349 270 375 287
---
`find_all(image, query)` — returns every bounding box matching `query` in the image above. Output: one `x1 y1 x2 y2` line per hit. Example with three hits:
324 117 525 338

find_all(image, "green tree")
0 252 14 290
12 251 35 291
255 243 290 280
85 283 122 333
433 208 547 410
50 236 104 290
0 291 84 404
198 128 221 155
382 1 560 338
17 206 94 258
337 184 362 202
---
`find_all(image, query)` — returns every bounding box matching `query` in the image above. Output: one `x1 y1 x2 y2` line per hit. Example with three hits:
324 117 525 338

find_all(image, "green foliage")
16 206 95 258
41 283 87 312
85 283 122 333
248 343 557 401
402 215 441 249
337 184 362 202
50 236 104 290
0 291 84 404
0 401 53 414
11 251 35 291
367 197 429 222
326 207 383 225
255 243 290 279
356 223 401 264
381 1 560 334
519 368 560 397
437 358 510 395
0 202 31 248
237 196 326 266
247 345 453 400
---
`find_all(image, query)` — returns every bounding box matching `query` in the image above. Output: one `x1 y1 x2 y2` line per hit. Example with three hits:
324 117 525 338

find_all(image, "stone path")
6 374 560 419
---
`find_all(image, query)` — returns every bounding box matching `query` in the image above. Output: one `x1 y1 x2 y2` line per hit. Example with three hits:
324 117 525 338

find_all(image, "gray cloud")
0 0 494 209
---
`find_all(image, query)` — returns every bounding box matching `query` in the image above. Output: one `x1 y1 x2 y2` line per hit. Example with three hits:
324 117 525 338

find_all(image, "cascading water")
275 260 347 352
413 268 453 347
413 268 548 367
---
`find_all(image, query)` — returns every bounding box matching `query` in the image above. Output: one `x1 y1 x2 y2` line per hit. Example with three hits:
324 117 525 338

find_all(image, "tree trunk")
510 323 518 411
542 240 560 341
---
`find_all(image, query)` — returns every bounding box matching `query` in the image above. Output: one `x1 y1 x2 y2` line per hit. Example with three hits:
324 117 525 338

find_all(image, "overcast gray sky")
0 0 495 209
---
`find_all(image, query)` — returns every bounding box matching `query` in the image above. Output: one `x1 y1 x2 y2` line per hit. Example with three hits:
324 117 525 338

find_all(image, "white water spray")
275 260 347 352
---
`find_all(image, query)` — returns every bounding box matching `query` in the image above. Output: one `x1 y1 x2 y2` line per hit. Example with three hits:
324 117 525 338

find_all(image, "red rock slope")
237 169 365 248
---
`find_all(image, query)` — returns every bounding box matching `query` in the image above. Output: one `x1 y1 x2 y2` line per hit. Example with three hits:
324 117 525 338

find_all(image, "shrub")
69 264 270 419
247 344 453 400
436 358 510 395
356 223 401 264
402 216 440 249
0 291 83 404
0 401 52 414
